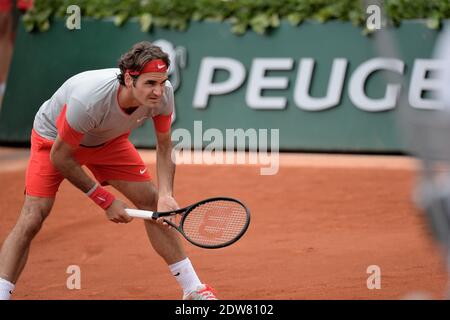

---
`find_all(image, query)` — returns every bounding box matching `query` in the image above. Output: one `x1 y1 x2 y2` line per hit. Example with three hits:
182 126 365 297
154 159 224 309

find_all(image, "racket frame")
176 197 251 249
126 197 251 249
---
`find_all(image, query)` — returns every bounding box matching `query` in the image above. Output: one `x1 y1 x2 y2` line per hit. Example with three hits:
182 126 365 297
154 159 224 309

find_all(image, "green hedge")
23 0 450 34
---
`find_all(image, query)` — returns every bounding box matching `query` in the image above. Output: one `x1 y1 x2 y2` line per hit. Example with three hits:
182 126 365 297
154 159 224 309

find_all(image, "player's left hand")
156 195 179 229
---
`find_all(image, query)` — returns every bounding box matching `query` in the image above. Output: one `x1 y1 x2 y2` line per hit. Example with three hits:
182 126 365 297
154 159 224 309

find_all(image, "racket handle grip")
125 208 155 220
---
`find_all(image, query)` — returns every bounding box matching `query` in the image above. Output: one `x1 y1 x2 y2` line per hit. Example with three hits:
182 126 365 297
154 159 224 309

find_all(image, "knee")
134 191 158 211
15 206 49 240
135 197 157 211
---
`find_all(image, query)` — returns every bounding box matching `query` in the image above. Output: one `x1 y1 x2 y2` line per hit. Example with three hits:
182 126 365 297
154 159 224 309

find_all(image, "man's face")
127 72 168 107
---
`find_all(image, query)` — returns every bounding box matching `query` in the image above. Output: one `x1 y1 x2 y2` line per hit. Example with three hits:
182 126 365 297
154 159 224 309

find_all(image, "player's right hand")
105 199 133 224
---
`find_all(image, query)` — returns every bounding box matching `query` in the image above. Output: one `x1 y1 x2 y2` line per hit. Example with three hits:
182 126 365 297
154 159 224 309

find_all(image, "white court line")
0 148 419 173
138 150 419 170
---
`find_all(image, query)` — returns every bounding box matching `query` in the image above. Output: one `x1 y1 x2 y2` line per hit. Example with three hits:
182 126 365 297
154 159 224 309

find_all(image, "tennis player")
0 41 217 300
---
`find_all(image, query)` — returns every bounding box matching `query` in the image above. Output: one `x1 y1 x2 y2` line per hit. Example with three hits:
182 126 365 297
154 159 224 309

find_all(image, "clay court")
0 147 447 299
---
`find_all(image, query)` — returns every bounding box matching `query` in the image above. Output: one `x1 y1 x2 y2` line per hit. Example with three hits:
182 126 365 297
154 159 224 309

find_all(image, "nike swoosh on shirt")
157 64 165 69
140 168 147 174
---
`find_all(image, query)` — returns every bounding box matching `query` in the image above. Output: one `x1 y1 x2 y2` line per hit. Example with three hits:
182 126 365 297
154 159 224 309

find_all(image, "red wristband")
88 185 115 210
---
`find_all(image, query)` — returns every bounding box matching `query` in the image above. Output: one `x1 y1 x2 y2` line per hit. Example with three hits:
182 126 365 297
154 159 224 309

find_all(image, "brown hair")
117 41 170 85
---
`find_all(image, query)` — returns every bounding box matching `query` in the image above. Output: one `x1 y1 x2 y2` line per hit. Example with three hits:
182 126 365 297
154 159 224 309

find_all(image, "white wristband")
85 183 99 196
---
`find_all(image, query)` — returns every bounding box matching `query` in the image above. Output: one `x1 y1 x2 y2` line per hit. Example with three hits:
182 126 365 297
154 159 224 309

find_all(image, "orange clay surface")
0 147 447 299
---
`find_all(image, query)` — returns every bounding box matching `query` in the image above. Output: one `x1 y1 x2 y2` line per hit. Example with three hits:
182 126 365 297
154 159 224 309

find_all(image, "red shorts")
25 130 151 197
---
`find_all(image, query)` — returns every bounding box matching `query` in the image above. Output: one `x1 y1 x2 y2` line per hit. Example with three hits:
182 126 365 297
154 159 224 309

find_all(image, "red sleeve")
152 113 173 133
56 104 84 147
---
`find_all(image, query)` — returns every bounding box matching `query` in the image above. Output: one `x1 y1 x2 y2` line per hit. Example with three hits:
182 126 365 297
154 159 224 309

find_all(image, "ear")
124 72 133 88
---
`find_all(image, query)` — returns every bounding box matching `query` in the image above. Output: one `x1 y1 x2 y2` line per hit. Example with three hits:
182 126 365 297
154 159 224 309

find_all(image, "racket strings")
182 200 248 246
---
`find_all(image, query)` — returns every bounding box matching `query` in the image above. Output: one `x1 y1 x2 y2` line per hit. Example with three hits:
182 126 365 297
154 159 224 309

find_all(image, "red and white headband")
126 59 167 76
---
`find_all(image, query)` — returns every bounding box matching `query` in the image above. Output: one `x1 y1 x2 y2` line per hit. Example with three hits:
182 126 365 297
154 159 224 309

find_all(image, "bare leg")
108 180 217 299
0 196 54 283
107 180 186 264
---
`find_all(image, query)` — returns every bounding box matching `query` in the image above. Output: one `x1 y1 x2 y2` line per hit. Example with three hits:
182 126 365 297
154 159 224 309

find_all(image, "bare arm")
155 129 179 220
49 135 131 223
155 130 175 198
49 135 95 192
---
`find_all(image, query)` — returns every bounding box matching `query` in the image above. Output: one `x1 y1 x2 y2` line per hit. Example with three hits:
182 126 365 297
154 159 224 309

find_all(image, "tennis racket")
125 197 250 249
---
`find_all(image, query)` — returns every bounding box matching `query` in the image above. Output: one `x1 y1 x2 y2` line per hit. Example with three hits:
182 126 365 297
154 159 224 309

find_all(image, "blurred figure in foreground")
408 23 450 299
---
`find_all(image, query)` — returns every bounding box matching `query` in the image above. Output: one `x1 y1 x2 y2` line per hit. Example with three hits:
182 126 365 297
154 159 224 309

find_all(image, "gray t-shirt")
33 68 174 146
